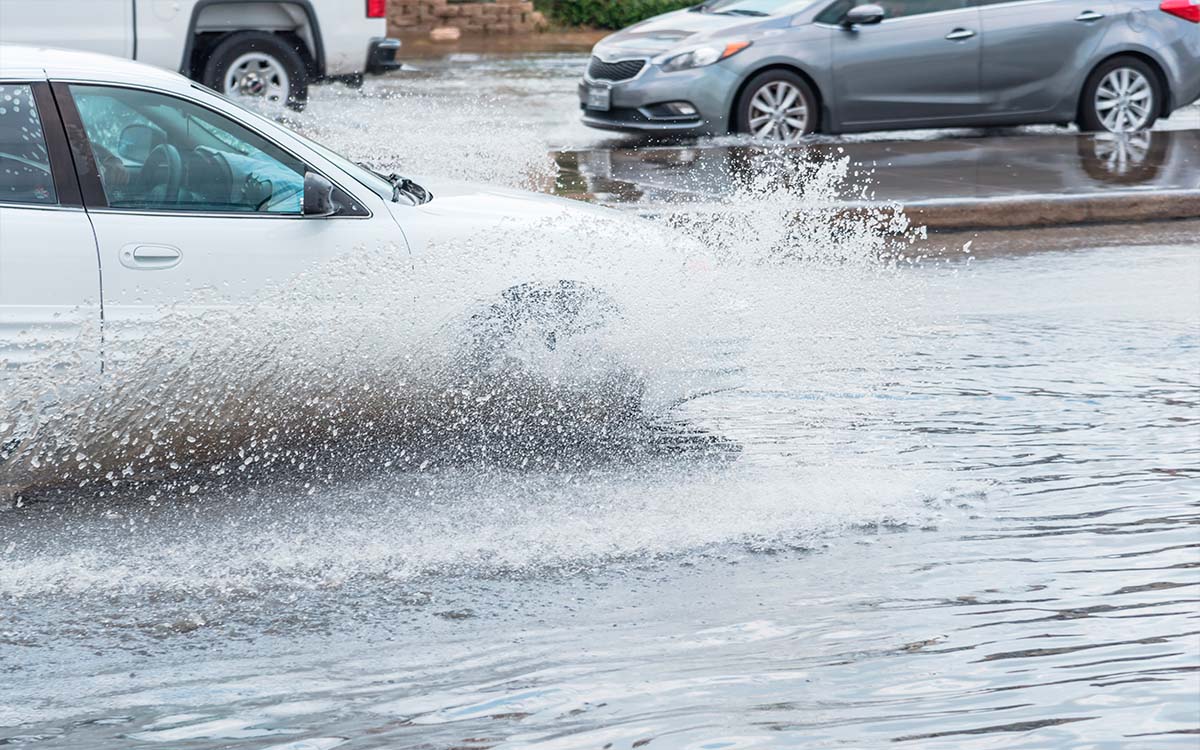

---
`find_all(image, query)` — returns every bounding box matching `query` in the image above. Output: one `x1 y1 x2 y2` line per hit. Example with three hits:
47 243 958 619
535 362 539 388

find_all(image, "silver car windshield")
694 0 809 15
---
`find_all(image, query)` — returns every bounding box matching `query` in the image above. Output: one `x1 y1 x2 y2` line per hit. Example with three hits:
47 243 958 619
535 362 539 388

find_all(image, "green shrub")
534 0 697 29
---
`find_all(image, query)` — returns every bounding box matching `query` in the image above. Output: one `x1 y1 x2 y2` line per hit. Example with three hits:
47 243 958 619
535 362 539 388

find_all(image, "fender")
728 56 832 134
1078 44 1178 115
178 0 326 78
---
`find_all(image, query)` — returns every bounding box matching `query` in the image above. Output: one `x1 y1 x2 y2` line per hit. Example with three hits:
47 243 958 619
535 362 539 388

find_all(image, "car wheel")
1079 57 1161 133
736 70 819 143
201 31 309 111
468 281 618 371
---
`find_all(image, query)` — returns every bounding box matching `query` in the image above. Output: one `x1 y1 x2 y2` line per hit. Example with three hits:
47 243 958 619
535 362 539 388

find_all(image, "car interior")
0 84 56 205
70 84 306 213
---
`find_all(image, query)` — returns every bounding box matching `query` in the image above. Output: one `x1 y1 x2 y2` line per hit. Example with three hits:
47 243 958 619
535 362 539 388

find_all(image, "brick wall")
388 0 548 35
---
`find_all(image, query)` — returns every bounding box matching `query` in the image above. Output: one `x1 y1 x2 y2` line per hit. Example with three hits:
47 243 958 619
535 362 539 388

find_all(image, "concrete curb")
615 190 1200 232
888 189 1200 230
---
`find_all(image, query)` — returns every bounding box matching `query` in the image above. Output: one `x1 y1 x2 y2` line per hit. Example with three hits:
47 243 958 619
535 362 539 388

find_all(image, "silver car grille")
587 57 646 82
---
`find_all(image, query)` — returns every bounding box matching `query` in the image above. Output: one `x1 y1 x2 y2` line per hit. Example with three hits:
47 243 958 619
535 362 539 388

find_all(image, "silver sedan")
578 0 1200 141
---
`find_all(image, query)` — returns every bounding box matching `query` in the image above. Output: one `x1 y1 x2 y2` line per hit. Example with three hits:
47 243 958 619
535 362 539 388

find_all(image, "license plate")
586 86 611 111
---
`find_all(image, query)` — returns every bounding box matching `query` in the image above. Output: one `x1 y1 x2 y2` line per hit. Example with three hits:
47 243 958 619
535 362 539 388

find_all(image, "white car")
0 0 400 108
0 46 721 489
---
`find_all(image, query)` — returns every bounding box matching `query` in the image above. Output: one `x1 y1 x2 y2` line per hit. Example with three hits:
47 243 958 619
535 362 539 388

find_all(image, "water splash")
0 87 945 608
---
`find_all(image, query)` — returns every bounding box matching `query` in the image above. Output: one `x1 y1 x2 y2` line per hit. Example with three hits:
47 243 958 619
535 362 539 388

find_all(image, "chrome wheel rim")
1094 68 1153 133
224 52 289 104
748 81 809 143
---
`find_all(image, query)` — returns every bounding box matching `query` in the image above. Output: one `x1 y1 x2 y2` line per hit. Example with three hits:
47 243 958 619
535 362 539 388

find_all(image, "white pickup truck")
0 0 401 108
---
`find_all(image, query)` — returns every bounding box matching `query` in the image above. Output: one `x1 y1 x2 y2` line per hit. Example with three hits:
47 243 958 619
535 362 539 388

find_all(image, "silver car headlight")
657 41 752 73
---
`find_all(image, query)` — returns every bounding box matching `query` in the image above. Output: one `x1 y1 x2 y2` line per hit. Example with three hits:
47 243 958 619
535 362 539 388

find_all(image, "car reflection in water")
553 130 1200 207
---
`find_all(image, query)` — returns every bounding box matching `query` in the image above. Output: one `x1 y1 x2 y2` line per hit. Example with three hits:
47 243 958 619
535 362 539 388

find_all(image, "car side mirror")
303 170 336 216
116 123 159 163
843 3 885 26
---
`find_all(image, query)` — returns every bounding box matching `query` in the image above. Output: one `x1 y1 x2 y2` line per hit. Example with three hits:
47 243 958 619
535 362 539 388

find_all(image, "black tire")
1078 56 1162 133
200 31 309 111
467 281 618 371
735 69 819 141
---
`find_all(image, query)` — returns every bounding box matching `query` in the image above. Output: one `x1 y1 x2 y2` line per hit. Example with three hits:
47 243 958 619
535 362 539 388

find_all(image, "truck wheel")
201 31 309 111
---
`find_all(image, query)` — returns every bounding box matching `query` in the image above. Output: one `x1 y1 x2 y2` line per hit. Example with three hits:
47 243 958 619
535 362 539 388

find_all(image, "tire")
468 281 618 371
735 70 819 143
200 31 309 111
1079 56 1162 133
464 281 643 426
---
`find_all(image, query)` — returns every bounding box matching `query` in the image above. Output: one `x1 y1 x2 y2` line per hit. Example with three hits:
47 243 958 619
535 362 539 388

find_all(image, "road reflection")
554 130 1200 207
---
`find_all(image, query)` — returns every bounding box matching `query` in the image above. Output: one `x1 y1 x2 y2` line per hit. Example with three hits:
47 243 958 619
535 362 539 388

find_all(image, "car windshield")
692 0 808 15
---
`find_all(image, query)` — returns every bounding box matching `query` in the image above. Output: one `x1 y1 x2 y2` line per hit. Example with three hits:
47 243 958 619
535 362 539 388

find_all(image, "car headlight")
658 41 752 72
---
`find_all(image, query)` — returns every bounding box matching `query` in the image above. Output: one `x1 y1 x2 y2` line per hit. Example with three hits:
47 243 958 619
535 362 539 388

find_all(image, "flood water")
2 52 1199 749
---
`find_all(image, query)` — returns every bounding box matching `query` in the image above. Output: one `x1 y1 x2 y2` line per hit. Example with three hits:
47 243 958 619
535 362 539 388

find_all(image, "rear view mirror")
303 170 335 216
844 3 885 26
116 123 160 163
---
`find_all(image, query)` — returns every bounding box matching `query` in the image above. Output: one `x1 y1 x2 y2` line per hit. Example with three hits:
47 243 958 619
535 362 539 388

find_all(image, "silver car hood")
593 8 770 57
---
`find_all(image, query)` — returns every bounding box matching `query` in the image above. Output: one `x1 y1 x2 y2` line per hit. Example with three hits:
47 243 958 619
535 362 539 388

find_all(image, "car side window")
68 84 306 214
0 83 57 205
817 0 970 22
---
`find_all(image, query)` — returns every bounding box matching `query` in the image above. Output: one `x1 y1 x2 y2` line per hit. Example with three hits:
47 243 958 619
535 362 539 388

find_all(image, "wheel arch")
1079 50 1173 123
180 0 325 81
728 63 827 135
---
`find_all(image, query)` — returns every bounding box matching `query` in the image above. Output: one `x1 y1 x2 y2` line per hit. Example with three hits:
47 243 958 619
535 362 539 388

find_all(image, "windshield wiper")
715 9 769 15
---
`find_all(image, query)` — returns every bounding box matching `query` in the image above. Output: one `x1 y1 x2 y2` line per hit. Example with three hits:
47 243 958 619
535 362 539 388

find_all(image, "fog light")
645 101 699 119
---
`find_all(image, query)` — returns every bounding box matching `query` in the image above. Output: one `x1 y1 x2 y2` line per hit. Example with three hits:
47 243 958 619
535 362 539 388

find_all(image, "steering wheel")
136 143 184 205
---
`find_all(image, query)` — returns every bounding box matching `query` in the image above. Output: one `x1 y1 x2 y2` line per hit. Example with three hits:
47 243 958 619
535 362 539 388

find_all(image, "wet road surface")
2 50 1199 749
555 130 1200 205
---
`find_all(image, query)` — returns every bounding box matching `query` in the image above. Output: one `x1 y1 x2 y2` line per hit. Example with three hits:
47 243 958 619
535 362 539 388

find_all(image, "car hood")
592 8 772 57
385 177 621 253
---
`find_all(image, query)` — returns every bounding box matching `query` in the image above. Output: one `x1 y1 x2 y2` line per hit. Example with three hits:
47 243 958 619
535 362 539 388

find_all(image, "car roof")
0 45 191 92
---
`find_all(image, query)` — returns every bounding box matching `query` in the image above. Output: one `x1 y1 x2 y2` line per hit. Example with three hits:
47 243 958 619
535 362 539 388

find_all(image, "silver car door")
975 0 1116 117
828 0 983 129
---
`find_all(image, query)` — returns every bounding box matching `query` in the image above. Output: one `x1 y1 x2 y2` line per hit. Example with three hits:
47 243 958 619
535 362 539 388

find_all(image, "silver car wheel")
748 81 809 143
223 52 290 104
1094 68 1154 133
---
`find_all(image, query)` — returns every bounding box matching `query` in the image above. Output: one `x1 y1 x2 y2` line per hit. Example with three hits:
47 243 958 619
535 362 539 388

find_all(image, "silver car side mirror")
843 3 885 27
303 170 336 216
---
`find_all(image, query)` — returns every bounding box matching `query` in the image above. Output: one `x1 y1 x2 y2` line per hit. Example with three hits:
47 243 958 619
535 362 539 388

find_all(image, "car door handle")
1075 10 1105 21
945 28 976 41
120 243 182 269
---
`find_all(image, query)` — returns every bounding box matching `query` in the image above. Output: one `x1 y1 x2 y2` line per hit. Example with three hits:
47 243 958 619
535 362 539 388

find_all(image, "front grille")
587 57 646 82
